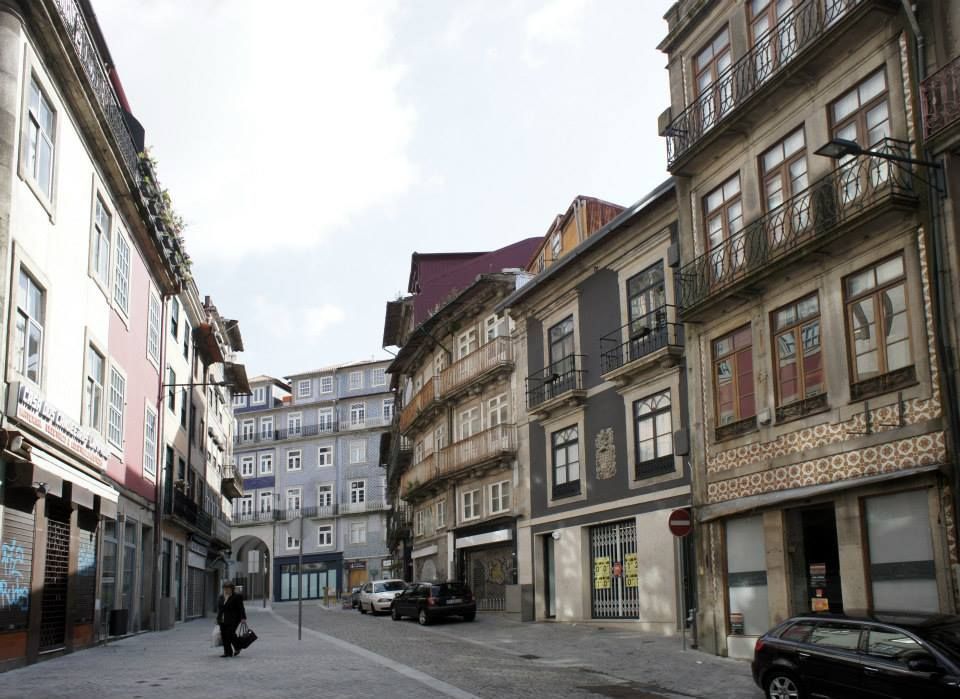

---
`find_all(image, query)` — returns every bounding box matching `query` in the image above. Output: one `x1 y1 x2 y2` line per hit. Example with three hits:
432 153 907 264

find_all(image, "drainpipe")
901 0 960 593
153 292 172 632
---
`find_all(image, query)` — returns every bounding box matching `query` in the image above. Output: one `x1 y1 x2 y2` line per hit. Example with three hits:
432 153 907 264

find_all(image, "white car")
358 579 407 615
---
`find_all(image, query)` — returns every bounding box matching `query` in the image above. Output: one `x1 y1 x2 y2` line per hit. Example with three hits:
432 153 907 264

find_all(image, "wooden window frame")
771 293 828 420
703 174 743 253
712 325 757 439
829 69 889 148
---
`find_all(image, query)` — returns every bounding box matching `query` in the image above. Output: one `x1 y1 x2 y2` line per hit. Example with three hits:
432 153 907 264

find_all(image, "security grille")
590 519 639 619
39 513 71 650
464 547 513 611
186 567 205 619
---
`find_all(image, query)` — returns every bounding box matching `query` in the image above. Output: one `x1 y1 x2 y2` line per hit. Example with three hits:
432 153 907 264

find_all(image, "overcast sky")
94 0 674 378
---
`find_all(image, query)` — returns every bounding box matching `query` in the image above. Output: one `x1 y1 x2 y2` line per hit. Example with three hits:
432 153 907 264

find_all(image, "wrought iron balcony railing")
234 420 340 445
526 355 587 410
665 0 862 167
679 139 915 310
438 336 513 398
921 54 960 139
600 305 684 375
437 424 517 480
398 377 438 434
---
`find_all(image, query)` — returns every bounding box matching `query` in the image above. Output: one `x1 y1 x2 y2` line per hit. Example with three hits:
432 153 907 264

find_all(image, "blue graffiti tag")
0 540 28 613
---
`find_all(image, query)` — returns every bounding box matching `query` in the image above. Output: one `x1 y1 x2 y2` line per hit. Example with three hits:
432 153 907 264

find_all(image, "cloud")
303 305 347 339
246 295 345 354
525 0 589 49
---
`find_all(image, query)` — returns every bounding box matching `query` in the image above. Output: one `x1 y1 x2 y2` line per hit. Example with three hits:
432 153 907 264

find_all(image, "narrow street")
2 604 760 699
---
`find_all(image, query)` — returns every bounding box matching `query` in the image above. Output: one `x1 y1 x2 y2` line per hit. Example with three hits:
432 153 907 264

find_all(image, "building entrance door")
39 506 71 651
462 545 513 611
590 520 639 619
787 504 843 615
543 535 556 618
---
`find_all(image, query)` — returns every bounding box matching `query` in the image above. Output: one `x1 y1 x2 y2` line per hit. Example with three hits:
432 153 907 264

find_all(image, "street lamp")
814 137 944 195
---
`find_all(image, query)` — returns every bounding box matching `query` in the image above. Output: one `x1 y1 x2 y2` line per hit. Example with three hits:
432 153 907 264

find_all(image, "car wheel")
369 602 379 616
417 608 431 626
359 603 367 614
462 612 476 622
765 670 802 699
391 606 401 621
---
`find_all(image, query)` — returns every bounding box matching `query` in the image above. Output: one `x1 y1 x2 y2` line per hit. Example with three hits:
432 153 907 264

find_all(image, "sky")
94 0 675 379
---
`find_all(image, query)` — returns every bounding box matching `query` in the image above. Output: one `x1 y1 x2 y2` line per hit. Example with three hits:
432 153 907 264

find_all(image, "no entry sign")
668 508 693 537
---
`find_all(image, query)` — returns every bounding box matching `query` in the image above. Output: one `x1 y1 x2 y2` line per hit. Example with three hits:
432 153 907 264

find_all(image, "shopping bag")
212 625 222 648
235 621 257 649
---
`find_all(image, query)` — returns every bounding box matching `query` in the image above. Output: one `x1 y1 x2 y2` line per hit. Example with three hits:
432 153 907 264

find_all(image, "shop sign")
593 556 611 590
730 612 745 635
624 553 638 588
9 382 109 470
347 560 367 570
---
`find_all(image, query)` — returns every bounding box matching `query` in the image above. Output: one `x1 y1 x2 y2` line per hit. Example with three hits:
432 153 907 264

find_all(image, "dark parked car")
391 581 476 625
752 612 960 698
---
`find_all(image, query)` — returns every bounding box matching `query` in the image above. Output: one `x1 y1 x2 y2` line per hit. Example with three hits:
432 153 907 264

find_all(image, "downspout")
901 0 960 595
152 292 172 631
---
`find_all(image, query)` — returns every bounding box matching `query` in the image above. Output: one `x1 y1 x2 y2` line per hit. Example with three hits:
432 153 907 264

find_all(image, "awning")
192 323 225 366
223 318 244 352
32 448 119 505
411 544 438 559
223 362 251 395
696 464 942 523
455 528 512 549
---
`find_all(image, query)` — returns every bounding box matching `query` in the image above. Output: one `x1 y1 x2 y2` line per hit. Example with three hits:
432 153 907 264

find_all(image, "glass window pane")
809 623 862 649
876 257 904 285
726 515 769 636
859 70 886 103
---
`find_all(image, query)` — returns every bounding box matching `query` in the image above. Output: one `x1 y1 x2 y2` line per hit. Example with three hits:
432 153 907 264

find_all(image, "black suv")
391 581 476 625
752 612 960 698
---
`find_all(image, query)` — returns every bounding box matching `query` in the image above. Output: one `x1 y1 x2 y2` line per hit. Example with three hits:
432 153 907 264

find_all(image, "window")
237 495 253 517
170 297 179 339
486 312 507 341
551 426 580 497
107 366 125 449
239 456 254 477
182 318 190 359
297 379 311 398
26 77 56 200
258 490 273 514
252 386 266 404
317 484 333 507
808 623 864 650
240 419 254 442
772 294 824 410
548 316 575 375
726 515 769 635
550 232 561 259
287 449 302 471
318 445 333 466
487 394 509 427
435 424 446 451
383 399 394 421
760 129 808 225
350 480 366 504
349 521 366 544
372 367 386 386
318 408 334 431
832 69 889 150
695 27 732 127
143 405 157 477
147 290 161 364
350 402 366 427
415 509 425 537
459 407 481 440
179 390 187 428
317 526 333 547
704 175 743 279
490 481 511 514
259 453 273 475
349 441 366 464
113 232 130 315
634 390 673 477
320 376 333 393
16 268 44 383
536 251 545 273
286 529 300 550
232 394 246 407
845 255 912 389
85 345 105 432
462 489 480 520
713 326 756 430
434 352 446 378
349 371 363 390
287 412 302 436
286 488 302 512
627 262 666 338
749 0 800 79
865 628 931 666
436 500 445 529
259 416 274 439
457 328 478 359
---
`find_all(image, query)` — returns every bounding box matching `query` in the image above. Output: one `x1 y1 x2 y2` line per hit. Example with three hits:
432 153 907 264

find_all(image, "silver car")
358 579 407 615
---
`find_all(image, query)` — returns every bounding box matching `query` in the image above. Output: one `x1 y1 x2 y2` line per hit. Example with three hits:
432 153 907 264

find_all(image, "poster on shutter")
594 556 611 589
624 553 638 588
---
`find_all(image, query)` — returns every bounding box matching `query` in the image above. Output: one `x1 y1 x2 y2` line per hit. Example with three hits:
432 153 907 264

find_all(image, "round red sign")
668 508 693 537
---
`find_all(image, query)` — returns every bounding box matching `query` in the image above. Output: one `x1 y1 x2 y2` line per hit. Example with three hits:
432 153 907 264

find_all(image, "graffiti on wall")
0 539 29 612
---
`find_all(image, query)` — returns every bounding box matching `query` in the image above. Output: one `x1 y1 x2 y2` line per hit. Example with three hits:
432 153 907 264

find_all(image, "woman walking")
217 581 246 658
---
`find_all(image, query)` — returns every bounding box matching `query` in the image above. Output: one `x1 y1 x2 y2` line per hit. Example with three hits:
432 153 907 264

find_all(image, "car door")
397 585 419 616
361 582 372 607
860 625 956 699
799 621 866 698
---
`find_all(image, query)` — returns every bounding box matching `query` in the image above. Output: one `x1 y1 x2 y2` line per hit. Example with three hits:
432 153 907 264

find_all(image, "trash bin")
108 608 128 636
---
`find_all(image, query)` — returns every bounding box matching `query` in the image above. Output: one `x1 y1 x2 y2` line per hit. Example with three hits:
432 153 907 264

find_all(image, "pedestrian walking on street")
216 581 246 658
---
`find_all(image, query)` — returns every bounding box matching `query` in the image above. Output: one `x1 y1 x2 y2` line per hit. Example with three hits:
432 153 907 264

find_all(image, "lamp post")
298 511 304 641
814 137 944 194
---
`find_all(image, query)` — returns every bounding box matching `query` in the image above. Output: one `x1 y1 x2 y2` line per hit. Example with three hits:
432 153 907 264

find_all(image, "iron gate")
39 510 71 650
463 545 513 611
590 519 639 619
186 567 205 619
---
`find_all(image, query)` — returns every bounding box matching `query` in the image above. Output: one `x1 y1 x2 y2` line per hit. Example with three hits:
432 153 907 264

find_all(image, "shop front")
455 520 516 611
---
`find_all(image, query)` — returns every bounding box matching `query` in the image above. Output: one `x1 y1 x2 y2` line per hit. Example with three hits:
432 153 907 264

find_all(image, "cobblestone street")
2 603 761 699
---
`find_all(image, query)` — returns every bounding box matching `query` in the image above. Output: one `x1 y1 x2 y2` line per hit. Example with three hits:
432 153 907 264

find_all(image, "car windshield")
432 583 469 596
921 623 960 656
381 581 406 591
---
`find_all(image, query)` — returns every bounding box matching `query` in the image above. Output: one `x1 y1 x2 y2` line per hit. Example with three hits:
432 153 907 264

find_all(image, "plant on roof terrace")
138 149 193 278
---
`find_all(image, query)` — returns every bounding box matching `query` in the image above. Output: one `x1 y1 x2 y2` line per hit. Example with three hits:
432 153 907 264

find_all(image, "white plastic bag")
212 624 222 648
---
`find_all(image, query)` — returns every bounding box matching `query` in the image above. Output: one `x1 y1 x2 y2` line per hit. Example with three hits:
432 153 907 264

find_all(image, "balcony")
664 0 886 170
231 509 277 526
398 377 439 434
169 489 212 535
526 355 587 415
344 415 393 431
399 453 437 500
213 516 231 547
220 465 244 501
679 140 917 316
234 421 339 446
437 424 517 481
600 305 684 383
921 54 960 140
438 336 513 399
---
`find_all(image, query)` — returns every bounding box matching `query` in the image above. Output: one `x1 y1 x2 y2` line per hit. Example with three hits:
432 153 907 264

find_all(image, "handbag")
235 621 257 649
212 625 222 648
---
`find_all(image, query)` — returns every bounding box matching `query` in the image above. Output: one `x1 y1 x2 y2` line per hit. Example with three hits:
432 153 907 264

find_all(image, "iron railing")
600 305 684 374
679 139 915 309
220 464 244 500
437 424 517 479
920 54 960 139
665 0 862 167
170 489 212 535
234 420 340 445
438 336 513 397
526 355 587 410
399 377 438 433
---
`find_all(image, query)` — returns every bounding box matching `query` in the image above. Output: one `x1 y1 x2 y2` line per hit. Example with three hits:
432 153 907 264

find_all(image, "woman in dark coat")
217 581 246 657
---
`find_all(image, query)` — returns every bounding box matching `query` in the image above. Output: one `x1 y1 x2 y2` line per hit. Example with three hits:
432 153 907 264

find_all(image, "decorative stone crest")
595 428 616 480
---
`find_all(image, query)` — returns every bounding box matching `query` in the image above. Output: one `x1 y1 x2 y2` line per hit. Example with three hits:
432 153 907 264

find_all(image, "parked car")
752 612 960 699
358 579 407 615
391 581 476 625
350 586 362 609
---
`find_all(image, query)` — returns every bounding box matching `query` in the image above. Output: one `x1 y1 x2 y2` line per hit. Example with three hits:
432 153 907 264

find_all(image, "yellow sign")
624 553 638 588
811 597 830 612
594 556 611 589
